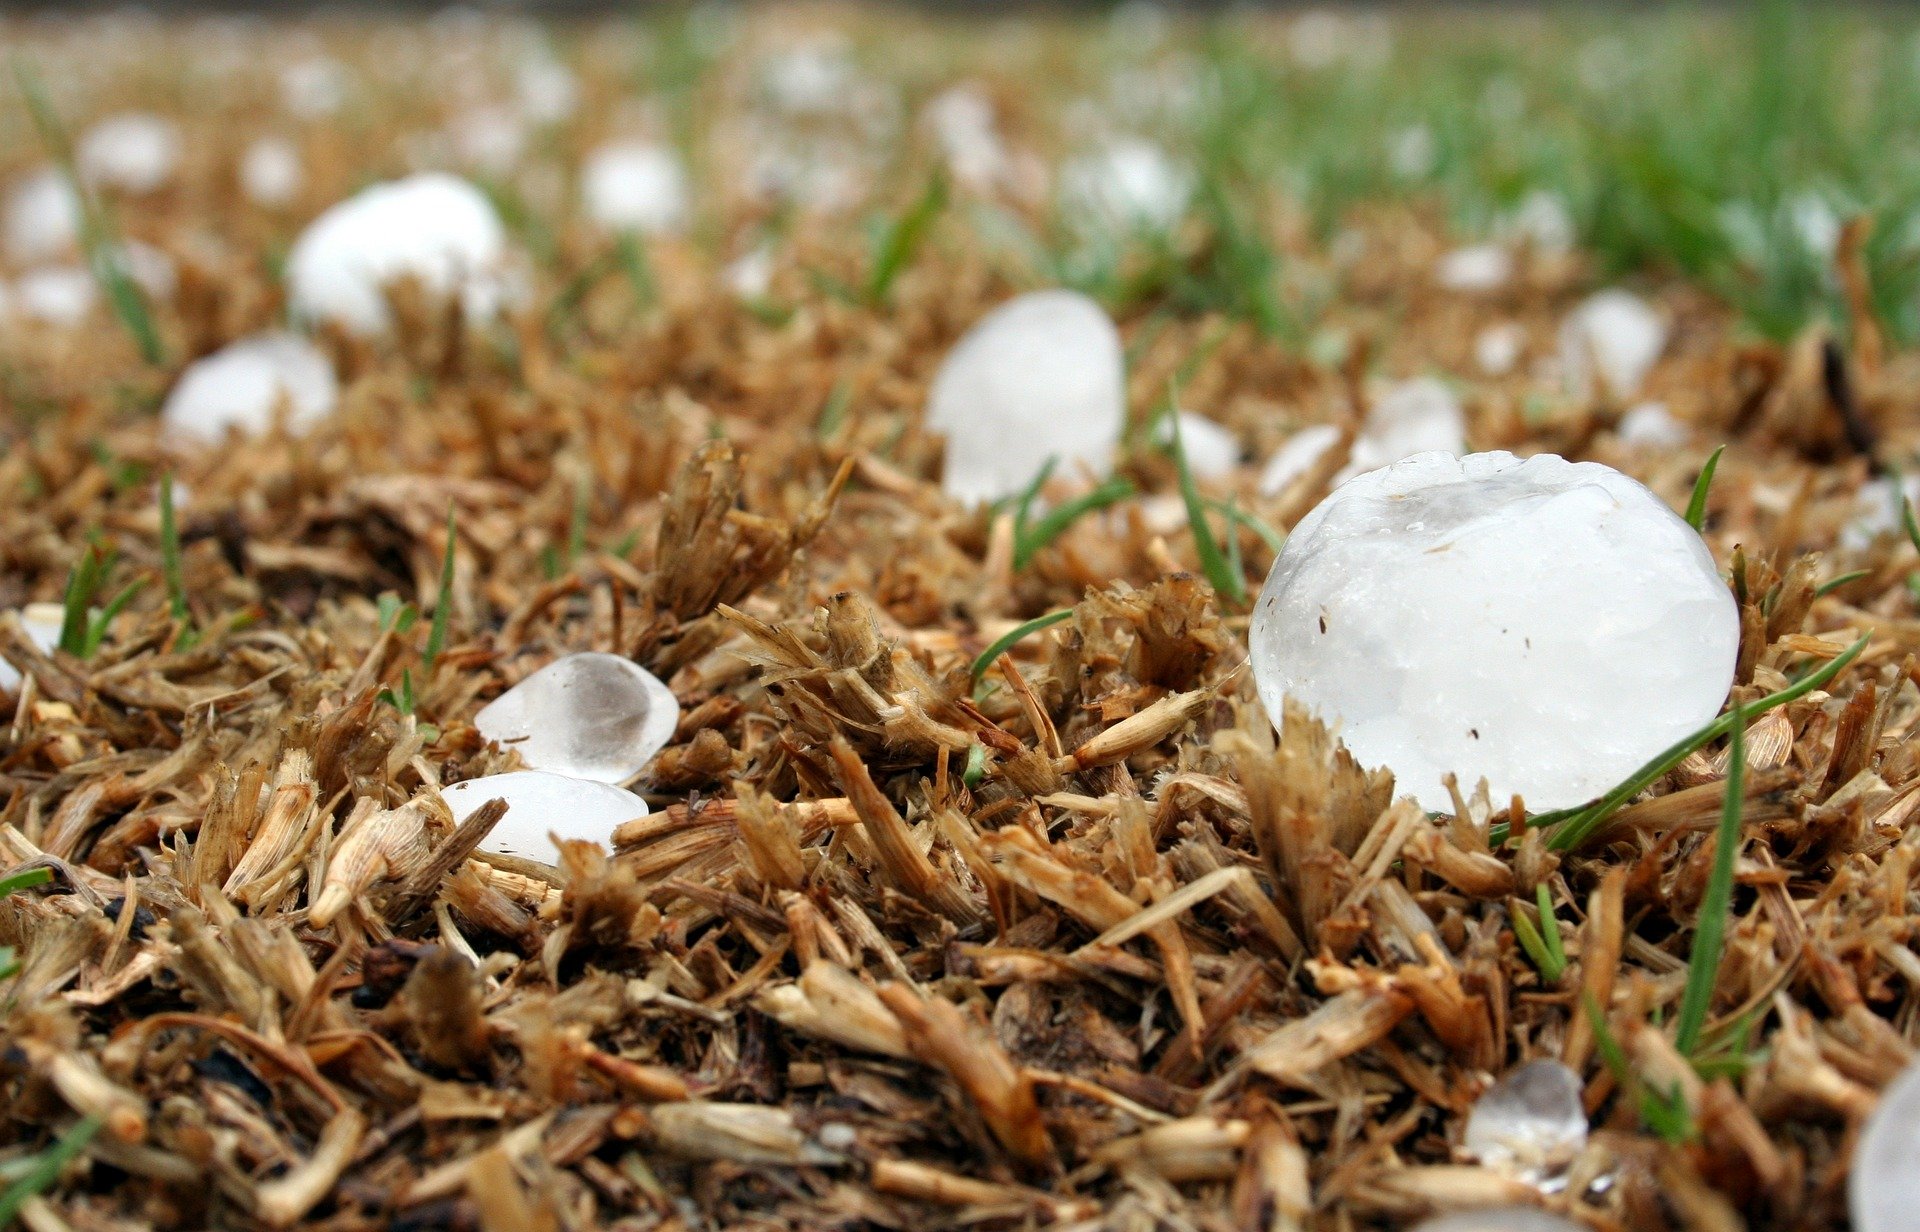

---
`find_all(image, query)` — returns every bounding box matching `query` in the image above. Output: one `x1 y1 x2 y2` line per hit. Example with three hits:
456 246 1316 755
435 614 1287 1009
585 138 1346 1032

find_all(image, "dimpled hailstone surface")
1250 451 1738 811
1559 288 1666 400
928 290 1125 505
442 771 647 866
286 172 512 334
582 142 691 235
1464 1059 1587 1180
475 652 680 784
1852 1060 1920 1232
1412 1212 1584 1232
160 333 338 444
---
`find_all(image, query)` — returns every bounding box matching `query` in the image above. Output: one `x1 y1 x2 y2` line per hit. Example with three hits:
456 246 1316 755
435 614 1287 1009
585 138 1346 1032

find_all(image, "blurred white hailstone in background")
1059 137 1192 233
582 141 691 235
78 113 182 194
161 332 339 444
240 137 303 207
5 168 83 264
1559 288 1667 401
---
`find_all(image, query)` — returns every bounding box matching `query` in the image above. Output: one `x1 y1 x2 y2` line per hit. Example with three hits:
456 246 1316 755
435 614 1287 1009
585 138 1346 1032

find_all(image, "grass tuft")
1674 703 1745 1056
971 610 1073 681
425 508 457 673
1169 392 1247 606
1684 445 1725 534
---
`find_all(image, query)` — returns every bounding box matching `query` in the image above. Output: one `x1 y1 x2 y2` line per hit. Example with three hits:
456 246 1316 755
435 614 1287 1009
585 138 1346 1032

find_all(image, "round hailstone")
1616 402 1688 449
241 137 303 207
1436 244 1514 294
1250 451 1738 811
1342 376 1466 482
77 113 182 194
1559 289 1666 402
442 770 648 866
923 85 1008 192
1059 137 1192 233
1411 1211 1584 1232
474 652 680 784
1157 411 1240 479
285 172 514 334
101 241 176 302
5 167 82 264
723 245 776 301
1259 423 1342 498
0 603 65 695
13 267 96 327
1853 1060 1920 1232
928 289 1125 506
160 333 339 445
1474 322 1526 377
582 141 691 235
1463 1059 1588 1181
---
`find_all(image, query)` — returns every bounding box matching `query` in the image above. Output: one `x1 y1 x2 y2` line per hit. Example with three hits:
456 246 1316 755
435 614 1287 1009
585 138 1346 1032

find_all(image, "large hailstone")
442 771 647 866
1250 451 1738 811
285 172 515 334
581 142 691 235
1559 289 1666 401
474 652 680 784
77 113 182 194
160 333 339 444
927 289 1125 505
1853 1059 1920 1232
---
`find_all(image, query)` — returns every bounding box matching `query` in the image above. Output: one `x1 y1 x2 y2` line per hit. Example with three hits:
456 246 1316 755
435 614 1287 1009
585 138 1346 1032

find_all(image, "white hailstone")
1616 402 1688 449
241 137 303 207
927 289 1125 505
1388 124 1437 181
1464 1059 1588 1181
442 771 647 866
1436 244 1514 294
13 267 96 326
762 37 856 116
6 167 82 264
0 603 65 695
1259 424 1342 498
1412 1211 1585 1232
1789 191 1841 262
1474 323 1527 377
923 85 1008 193
1060 138 1192 234
1853 1059 1920 1232
723 244 776 300
1342 376 1467 482
1136 493 1190 535
475 652 680 784
1250 451 1738 811
1559 289 1666 401
1158 411 1240 479
285 172 514 334
1508 190 1577 256
515 55 579 125
160 333 339 445
582 142 691 235
1841 475 1920 552
280 56 348 119
451 107 527 177
77 113 182 194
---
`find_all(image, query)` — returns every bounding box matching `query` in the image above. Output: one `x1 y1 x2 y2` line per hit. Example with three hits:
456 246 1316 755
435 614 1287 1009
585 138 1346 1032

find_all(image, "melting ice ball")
1853 1060 1920 1232
160 333 339 444
1560 289 1666 401
474 652 680 784
582 142 691 235
1464 1059 1587 1181
927 290 1125 505
1436 244 1513 294
285 172 514 334
443 771 647 866
1249 451 1738 811
0 603 65 695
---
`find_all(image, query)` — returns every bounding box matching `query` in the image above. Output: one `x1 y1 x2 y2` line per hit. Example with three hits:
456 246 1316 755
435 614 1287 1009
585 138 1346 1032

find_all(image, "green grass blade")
1170 402 1246 605
1684 445 1725 533
1511 906 1560 982
0 1115 105 1227
56 546 107 658
1013 476 1136 570
1204 497 1286 555
425 509 457 672
971 610 1073 681
1675 703 1745 1056
0 867 53 899
961 742 987 788
1815 569 1870 598
159 474 190 632
1535 882 1567 976
566 471 591 569
1006 457 1058 546
83 579 146 658
866 172 947 304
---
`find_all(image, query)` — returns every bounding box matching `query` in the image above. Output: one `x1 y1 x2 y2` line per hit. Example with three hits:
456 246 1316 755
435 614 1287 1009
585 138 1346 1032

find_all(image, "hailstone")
1250 451 1738 811
1059 137 1192 233
474 652 680 784
442 770 648 866
927 289 1125 505
1852 1059 1920 1232
1436 244 1513 294
1411 1212 1583 1232
5 168 82 264
241 137 303 207
1342 377 1467 482
160 333 339 444
1157 411 1240 479
12 267 96 327
1560 289 1665 401
582 141 691 235
77 113 182 194
0 603 65 695
1463 1059 1587 1181
1259 424 1343 498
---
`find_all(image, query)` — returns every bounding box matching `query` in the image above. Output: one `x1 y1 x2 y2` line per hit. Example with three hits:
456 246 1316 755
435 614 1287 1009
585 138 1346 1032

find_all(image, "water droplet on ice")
474 652 680 784
442 770 647 866
1465 1059 1588 1181
1249 451 1738 810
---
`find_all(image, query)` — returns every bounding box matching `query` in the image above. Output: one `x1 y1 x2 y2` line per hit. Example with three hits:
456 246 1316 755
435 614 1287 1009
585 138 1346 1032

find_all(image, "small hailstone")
1474 323 1526 377
1790 191 1841 262
1342 376 1466 482
1158 411 1240 479
77 113 182 194
442 771 647 866
723 245 776 300
1059 137 1192 233
1464 1059 1587 1181
1388 124 1436 181
515 55 580 124
927 289 1125 505
1259 424 1342 497
1560 289 1666 401
1250 451 1739 811
5 167 82 264
13 267 96 327
241 137 303 207
1507 189 1576 256
451 107 527 177
1852 1059 1920 1232
285 172 514 334
0 603 65 695
1411 1211 1585 1232
1616 402 1688 449
923 85 1009 192
582 142 691 235
761 37 857 116
1436 244 1513 293
1841 476 1920 552
475 652 680 784
160 333 339 445
280 56 349 119
101 241 176 302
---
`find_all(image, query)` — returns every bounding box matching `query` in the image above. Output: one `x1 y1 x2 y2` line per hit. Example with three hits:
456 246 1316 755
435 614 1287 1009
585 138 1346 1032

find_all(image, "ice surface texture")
1852 1059 1920 1232
442 771 647 866
286 172 514 334
928 290 1125 505
474 652 680 784
1250 451 1738 811
160 333 338 444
